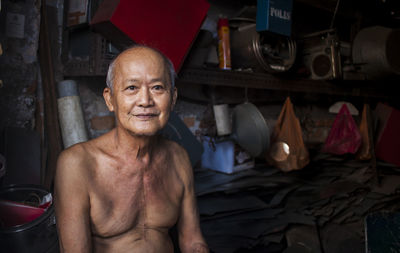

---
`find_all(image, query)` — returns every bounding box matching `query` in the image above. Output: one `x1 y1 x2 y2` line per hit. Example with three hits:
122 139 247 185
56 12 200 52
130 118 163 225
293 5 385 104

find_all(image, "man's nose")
137 87 154 107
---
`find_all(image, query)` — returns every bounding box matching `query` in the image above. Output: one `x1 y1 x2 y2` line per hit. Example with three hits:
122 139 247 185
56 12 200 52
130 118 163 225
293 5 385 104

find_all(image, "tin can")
217 18 231 70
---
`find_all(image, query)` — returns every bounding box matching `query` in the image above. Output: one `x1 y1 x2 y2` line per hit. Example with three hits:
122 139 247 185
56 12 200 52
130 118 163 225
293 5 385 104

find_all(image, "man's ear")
171 87 177 110
103 87 114 112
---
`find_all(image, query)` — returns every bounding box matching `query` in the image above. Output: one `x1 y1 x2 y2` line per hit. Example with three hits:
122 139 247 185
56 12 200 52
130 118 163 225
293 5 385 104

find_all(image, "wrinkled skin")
54 47 209 253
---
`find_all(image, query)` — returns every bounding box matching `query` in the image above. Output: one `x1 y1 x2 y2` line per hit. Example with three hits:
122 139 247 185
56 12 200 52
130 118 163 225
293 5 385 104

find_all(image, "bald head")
106 45 176 93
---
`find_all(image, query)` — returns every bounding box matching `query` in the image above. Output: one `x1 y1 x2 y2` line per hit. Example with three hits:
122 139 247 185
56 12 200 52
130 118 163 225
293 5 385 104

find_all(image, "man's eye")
153 85 165 91
127 85 138 90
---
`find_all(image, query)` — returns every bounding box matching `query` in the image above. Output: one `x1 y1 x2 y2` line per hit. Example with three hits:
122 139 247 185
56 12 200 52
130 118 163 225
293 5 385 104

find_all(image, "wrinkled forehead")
120 47 162 63
115 47 169 81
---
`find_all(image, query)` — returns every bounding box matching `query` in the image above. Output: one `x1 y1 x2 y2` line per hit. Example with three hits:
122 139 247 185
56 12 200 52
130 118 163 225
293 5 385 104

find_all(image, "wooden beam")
38 0 63 190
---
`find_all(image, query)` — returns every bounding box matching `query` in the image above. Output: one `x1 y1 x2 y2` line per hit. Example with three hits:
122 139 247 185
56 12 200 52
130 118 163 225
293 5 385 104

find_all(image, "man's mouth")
131 113 159 120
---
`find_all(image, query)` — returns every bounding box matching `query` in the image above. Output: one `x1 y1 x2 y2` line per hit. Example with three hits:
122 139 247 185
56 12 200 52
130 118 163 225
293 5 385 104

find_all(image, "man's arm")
54 146 92 253
175 147 209 253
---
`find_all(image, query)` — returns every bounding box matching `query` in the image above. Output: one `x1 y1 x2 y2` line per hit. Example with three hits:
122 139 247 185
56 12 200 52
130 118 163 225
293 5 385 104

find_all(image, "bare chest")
88 164 183 238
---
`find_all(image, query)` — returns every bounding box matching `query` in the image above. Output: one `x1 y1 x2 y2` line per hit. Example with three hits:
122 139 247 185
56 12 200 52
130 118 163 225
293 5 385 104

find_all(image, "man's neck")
111 127 159 161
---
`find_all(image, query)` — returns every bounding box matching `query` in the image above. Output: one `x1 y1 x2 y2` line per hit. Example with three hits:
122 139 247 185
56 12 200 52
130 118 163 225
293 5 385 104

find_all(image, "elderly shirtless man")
54 45 209 253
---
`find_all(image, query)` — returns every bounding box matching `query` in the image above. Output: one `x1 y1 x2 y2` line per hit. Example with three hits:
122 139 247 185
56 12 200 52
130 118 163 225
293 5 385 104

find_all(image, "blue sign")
256 0 293 37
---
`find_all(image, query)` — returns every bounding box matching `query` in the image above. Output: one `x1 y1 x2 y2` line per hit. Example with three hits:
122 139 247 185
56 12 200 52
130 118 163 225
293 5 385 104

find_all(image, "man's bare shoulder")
58 137 96 161
56 142 90 181
64 129 115 155
162 139 190 163
163 138 184 151
161 139 193 181
56 132 112 176
58 142 87 160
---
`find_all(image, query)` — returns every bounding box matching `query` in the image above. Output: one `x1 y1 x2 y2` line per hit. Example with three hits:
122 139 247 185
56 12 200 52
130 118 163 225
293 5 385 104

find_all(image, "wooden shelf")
177 68 395 99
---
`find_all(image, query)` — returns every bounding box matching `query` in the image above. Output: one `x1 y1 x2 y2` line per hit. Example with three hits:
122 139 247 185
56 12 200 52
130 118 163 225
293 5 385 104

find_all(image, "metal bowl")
232 103 270 157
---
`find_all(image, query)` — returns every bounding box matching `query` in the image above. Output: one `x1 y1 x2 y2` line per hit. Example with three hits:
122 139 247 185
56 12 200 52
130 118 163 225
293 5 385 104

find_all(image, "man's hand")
190 242 209 253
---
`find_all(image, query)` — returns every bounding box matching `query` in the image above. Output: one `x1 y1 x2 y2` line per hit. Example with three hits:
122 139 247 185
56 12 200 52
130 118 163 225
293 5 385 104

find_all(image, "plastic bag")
322 103 361 155
356 104 373 160
374 103 400 166
266 97 309 172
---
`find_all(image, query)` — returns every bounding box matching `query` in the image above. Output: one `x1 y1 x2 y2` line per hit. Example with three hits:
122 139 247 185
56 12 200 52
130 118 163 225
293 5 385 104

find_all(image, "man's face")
104 48 176 137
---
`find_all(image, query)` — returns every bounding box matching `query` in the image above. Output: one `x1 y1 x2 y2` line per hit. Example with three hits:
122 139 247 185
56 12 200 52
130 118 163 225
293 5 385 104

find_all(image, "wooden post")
38 0 63 190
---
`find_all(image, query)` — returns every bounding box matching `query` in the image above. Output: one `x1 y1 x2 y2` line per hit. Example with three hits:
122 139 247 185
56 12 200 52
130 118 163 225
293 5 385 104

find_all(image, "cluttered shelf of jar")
176 67 397 100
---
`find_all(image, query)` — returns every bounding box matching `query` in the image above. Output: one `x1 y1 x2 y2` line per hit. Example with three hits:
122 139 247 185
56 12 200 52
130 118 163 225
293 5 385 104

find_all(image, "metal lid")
232 102 270 157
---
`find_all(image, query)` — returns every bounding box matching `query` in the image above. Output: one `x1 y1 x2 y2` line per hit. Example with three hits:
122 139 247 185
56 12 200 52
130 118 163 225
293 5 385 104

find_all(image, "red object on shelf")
0 199 45 227
90 0 210 72
374 103 400 166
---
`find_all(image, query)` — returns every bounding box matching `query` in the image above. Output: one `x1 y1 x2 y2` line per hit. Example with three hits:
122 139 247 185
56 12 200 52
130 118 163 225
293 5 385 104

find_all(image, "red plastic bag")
266 97 309 172
322 104 362 155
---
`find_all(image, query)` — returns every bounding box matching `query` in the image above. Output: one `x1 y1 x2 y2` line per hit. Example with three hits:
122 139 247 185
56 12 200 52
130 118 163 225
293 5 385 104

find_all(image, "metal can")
217 18 231 70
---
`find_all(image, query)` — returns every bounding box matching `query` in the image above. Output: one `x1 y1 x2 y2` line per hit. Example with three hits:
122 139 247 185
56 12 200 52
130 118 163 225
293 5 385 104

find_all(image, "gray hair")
106 45 176 93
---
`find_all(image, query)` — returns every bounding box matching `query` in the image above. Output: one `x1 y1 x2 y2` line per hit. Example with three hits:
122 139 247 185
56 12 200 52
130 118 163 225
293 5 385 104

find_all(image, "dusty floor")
195 151 400 253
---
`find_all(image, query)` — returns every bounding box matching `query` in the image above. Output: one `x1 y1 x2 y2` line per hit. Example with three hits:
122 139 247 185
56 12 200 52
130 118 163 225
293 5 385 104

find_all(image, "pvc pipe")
57 80 88 148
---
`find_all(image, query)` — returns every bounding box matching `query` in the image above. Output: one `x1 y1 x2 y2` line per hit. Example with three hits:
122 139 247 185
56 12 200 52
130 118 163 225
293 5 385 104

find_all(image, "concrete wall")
0 0 41 130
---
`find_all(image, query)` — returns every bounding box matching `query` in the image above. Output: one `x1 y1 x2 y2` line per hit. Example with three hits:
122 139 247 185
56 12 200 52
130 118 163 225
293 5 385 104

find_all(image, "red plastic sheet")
375 103 400 166
91 0 210 71
322 104 361 155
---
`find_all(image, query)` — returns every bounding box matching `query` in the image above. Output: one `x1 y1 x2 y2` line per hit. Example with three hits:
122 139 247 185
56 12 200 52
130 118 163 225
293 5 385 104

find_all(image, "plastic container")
201 136 254 174
0 185 59 253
